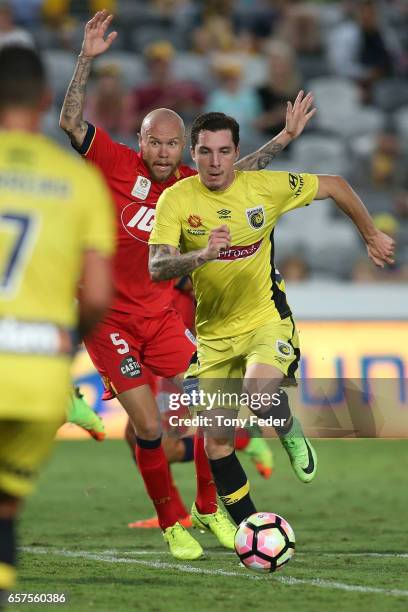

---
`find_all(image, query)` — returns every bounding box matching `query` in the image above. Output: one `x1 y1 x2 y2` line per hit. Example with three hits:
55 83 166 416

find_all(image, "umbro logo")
217 209 231 219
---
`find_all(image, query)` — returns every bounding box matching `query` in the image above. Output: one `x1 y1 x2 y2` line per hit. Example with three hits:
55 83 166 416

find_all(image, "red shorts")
85 308 196 395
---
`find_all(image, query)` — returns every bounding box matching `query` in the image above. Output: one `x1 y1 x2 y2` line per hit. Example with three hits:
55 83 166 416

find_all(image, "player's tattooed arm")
235 141 285 171
59 10 117 148
149 244 208 281
149 226 231 281
234 90 316 171
59 55 92 148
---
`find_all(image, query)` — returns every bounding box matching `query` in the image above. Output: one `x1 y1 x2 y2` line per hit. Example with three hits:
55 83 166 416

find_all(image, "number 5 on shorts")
110 332 130 354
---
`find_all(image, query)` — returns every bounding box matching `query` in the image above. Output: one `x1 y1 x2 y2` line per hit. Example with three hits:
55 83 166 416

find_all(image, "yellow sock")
0 561 16 590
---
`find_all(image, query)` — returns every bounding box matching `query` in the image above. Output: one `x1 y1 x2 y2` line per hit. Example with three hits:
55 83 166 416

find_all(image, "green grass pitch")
11 439 408 612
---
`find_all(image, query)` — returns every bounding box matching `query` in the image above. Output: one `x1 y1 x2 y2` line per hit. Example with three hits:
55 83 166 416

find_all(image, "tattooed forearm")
59 55 92 147
149 244 208 281
235 142 284 171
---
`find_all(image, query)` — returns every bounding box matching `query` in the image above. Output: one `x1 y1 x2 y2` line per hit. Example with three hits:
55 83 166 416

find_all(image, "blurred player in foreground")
149 111 395 525
60 10 315 560
0 46 114 602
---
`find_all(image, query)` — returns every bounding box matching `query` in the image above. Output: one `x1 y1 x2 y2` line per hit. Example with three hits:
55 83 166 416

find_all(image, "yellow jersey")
0 132 114 327
150 170 318 340
0 131 114 420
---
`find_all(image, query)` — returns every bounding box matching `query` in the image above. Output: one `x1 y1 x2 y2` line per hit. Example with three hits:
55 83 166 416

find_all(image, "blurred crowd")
3 0 408 283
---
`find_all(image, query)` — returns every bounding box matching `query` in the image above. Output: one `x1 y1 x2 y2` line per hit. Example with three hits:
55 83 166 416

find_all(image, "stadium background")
3 0 407 435
2 3 407 609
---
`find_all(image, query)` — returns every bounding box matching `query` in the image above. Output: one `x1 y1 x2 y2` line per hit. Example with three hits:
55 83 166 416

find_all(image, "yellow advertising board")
59 321 408 440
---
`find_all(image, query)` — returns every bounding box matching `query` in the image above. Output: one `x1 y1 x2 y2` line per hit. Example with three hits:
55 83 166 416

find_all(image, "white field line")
20 546 408 598
97 549 408 559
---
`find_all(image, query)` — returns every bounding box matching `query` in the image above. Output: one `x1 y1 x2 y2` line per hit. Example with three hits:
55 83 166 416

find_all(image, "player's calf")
204 424 256 526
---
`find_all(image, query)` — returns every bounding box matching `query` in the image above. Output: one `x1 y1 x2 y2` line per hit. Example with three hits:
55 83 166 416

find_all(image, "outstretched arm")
316 175 395 268
149 226 232 281
59 10 117 148
234 90 316 170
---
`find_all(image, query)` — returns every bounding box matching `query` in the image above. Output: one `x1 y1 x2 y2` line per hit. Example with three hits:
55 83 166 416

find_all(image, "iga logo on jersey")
121 202 155 243
246 206 265 229
131 175 151 200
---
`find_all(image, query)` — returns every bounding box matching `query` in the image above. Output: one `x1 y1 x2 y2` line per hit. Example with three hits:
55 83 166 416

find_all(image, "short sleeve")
260 171 319 217
72 122 125 176
77 165 116 257
149 190 181 248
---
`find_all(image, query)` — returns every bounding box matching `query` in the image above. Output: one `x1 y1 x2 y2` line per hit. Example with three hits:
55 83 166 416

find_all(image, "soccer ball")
234 512 295 573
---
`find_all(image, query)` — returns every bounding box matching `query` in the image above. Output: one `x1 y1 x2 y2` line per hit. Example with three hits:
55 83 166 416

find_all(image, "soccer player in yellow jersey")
0 46 114 600
149 112 395 525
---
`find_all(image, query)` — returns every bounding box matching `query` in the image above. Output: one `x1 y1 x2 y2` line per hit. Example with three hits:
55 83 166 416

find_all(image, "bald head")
140 108 185 139
139 108 186 183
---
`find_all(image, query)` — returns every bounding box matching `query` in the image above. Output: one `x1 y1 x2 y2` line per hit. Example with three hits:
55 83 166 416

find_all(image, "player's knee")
136 421 162 440
204 436 234 461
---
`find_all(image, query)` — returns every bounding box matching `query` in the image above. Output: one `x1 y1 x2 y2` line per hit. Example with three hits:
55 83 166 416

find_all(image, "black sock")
257 389 293 436
135 436 162 449
180 436 194 462
0 517 16 591
209 452 256 525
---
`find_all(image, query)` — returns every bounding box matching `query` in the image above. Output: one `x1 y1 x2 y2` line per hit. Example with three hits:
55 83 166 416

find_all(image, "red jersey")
76 123 196 316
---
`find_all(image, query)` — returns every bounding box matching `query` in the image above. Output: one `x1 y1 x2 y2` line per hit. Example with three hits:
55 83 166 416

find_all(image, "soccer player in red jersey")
60 10 316 559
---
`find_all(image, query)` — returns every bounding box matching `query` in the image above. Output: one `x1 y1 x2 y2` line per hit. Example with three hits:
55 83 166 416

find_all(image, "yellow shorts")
188 316 300 379
0 419 61 498
185 317 300 412
0 352 70 498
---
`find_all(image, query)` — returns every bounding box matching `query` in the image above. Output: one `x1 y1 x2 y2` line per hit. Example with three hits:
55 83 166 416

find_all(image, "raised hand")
203 225 232 260
285 90 316 140
81 10 117 58
366 230 395 268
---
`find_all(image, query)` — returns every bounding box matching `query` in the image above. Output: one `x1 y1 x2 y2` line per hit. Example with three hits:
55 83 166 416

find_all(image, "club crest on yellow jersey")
276 340 293 359
246 206 265 229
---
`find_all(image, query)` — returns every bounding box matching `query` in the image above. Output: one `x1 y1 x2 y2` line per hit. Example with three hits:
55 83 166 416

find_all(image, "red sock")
194 433 217 514
135 438 179 530
235 427 250 451
168 465 189 519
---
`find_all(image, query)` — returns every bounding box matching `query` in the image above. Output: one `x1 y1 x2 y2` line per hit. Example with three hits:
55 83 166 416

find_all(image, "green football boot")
243 432 274 479
67 386 106 441
191 503 236 550
280 417 317 483
163 522 203 560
